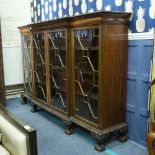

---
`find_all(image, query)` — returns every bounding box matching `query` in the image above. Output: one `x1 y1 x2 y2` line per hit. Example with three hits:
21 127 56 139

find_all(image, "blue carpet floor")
6 98 148 155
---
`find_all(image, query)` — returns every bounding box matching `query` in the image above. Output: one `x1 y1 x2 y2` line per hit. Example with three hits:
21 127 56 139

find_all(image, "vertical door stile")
71 28 76 116
66 28 70 115
21 34 26 93
67 27 74 116
98 24 104 129
45 30 51 106
31 32 35 97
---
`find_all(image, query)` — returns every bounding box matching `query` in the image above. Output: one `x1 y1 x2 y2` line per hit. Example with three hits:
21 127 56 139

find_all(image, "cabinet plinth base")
117 126 128 143
65 128 74 135
92 133 109 152
71 117 128 152
31 104 38 113
21 94 28 105
63 120 75 135
95 144 105 152
117 135 128 142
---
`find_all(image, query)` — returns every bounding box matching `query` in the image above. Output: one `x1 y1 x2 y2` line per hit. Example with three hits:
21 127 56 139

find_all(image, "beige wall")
0 0 31 86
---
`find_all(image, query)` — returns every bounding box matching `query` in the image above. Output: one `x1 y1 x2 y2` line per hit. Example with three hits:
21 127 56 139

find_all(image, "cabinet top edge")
18 11 131 30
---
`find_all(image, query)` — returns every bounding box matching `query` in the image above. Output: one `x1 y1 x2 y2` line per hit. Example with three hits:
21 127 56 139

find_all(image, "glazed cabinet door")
21 35 33 96
47 30 68 113
73 27 99 125
33 32 47 103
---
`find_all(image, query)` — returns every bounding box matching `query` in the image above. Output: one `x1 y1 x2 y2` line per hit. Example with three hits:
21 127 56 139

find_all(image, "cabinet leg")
117 126 128 143
92 133 109 152
21 94 28 105
63 120 75 135
31 104 38 113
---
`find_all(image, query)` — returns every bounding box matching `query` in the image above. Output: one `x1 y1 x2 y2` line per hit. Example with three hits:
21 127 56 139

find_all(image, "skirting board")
5 84 23 99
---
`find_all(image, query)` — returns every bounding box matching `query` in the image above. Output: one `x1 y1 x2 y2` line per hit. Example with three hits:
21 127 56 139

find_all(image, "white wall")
0 0 31 86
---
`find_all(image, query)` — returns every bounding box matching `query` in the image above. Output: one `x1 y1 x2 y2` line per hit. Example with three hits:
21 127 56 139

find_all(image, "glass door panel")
74 28 99 124
21 35 32 95
48 30 67 112
33 33 47 102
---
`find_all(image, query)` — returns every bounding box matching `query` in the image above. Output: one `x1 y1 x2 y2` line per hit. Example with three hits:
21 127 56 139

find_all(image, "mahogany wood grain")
100 24 128 129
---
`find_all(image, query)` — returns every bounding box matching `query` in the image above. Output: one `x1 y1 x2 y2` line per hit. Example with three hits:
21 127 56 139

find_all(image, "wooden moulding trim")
69 17 101 27
30 22 69 32
70 116 127 136
18 25 30 30
24 94 126 136
23 89 32 98
18 11 131 31
29 18 69 29
23 93 69 121
31 93 68 115
19 28 31 34
101 17 130 25
25 88 64 111
73 115 99 128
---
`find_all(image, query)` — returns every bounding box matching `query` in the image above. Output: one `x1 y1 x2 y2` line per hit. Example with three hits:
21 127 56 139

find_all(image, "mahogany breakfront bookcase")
19 11 131 151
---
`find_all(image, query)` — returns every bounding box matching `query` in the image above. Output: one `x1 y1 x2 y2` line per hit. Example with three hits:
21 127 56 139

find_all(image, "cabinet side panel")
100 24 128 129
